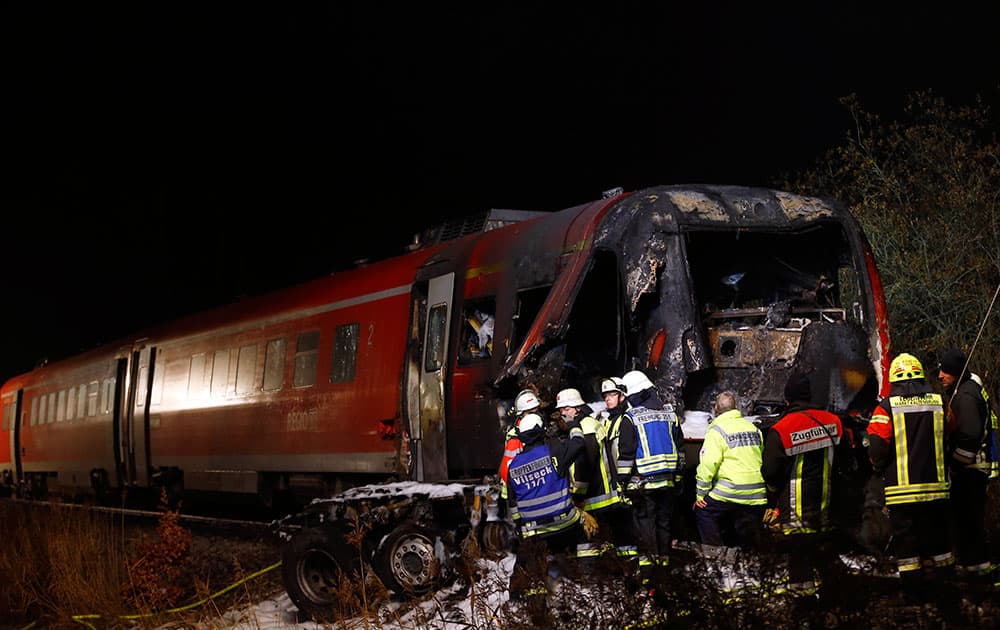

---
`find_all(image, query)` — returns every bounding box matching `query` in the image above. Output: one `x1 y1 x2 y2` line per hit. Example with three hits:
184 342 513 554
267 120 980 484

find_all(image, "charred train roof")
601 184 845 233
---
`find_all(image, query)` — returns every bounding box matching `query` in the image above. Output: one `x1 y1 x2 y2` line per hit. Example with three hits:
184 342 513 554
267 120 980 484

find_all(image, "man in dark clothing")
762 372 843 603
939 347 996 578
504 412 586 602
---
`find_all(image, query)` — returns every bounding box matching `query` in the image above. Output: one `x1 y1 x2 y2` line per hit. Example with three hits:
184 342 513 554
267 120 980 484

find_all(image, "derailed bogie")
280 524 366 622
276 481 486 618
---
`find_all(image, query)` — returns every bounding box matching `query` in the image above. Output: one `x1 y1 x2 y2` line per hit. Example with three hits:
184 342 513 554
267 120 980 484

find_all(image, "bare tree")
784 90 1000 382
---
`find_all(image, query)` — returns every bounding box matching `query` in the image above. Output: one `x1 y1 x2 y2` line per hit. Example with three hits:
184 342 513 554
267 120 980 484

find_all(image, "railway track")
3 496 292 536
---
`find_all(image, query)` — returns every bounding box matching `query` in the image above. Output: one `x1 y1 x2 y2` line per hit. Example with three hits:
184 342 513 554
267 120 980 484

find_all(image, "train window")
136 366 148 407
150 363 164 405
87 382 98 417
263 338 286 392
425 304 448 372
511 286 551 352
101 379 114 415
30 396 39 426
66 388 76 421
78 384 88 418
33 396 41 426
211 349 230 397
189 353 209 399
57 390 66 422
47 392 56 423
330 323 359 384
236 343 258 395
293 331 320 388
459 298 495 364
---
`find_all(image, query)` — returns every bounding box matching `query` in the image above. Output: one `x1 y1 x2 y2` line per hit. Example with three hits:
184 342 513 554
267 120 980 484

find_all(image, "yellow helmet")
889 353 925 383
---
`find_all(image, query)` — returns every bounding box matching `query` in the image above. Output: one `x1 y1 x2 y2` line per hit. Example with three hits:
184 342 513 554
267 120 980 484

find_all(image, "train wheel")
480 520 515 556
373 522 441 596
281 526 363 622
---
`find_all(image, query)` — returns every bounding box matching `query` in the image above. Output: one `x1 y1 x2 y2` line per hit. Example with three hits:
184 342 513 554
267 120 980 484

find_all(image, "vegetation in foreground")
4 490 1000 629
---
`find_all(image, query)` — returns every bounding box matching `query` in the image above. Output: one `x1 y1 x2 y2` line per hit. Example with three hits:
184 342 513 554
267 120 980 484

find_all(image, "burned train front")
503 184 890 425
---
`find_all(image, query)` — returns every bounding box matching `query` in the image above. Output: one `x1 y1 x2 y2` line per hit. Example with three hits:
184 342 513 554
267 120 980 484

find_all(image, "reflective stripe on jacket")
696 409 767 505
574 414 625 512
628 405 683 490
761 408 843 534
507 442 580 537
870 393 949 505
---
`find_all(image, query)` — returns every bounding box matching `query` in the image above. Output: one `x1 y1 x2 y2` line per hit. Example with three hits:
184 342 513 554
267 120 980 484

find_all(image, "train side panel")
7 352 124 498
138 246 441 501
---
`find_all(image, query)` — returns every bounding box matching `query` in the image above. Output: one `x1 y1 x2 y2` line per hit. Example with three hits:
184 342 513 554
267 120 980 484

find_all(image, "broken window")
459 297 496 364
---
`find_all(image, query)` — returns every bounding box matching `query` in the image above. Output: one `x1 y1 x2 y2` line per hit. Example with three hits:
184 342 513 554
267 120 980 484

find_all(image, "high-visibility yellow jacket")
695 409 767 505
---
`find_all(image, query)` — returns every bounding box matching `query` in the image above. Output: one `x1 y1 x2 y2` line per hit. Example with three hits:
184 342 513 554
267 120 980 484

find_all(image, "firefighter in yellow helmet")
868 353 953 584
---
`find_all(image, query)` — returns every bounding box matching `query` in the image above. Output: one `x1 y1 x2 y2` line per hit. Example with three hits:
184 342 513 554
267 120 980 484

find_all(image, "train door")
113 343 153 489
126 345 154 487
416 272 454 481
6 390 23 489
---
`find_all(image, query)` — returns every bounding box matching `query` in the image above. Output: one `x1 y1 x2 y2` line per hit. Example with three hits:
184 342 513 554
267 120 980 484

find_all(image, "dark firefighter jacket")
762 406 843 534
868 380 949 505
945 373 998 477
573 411 626 513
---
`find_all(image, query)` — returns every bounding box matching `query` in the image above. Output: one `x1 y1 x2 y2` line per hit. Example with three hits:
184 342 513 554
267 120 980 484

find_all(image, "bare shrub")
122 491 193 612
784 91 1000 377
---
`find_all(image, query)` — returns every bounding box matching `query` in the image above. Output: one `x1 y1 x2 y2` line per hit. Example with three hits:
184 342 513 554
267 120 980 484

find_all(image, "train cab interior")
508 221 877 422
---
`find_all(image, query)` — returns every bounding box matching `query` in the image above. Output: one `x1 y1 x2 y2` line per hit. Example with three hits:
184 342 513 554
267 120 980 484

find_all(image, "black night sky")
2 4 999 383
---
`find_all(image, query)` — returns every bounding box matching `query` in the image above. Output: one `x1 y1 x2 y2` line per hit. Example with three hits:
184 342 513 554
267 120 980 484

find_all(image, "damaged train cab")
420 183 889 484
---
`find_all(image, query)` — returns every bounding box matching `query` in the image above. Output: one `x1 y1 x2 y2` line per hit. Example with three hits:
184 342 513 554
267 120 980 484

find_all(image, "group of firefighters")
498 350 1000 613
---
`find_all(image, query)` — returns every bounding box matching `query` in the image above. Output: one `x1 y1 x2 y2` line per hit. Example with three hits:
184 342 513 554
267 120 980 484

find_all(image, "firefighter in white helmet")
505 411 586 603
618 370 684 581
500 388 542 486
556 385 632 567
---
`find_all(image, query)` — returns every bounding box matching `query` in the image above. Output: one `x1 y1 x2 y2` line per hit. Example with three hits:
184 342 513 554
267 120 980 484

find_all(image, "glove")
580 510 600 540
762 507 780 531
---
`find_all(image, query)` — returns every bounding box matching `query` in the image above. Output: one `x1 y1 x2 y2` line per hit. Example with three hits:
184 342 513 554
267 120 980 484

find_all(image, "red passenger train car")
0 184 891 517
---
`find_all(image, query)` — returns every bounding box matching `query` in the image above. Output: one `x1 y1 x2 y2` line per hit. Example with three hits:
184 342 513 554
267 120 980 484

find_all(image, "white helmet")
622 370 654 395
514 389 540 413
555 388 585 409
517 413 544 435
600 377 627 396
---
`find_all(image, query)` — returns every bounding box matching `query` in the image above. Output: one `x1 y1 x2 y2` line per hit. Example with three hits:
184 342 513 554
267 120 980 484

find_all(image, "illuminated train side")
0 185 891 507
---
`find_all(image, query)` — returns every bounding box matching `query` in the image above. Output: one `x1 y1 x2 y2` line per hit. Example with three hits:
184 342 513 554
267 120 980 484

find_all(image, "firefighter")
761 371 843 602
938 347 998 579
694 391 767 550
555 386 629 568
601 377 639 566
619 369 684 575
504 412 586 602
868 353 953 583
500 388 542 485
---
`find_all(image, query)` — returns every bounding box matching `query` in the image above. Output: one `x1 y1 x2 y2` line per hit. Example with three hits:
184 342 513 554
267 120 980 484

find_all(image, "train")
0 184 891 617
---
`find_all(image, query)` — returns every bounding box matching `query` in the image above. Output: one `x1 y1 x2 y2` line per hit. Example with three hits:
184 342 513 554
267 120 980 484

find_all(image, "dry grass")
4 494 1000 629
0 498 282 629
